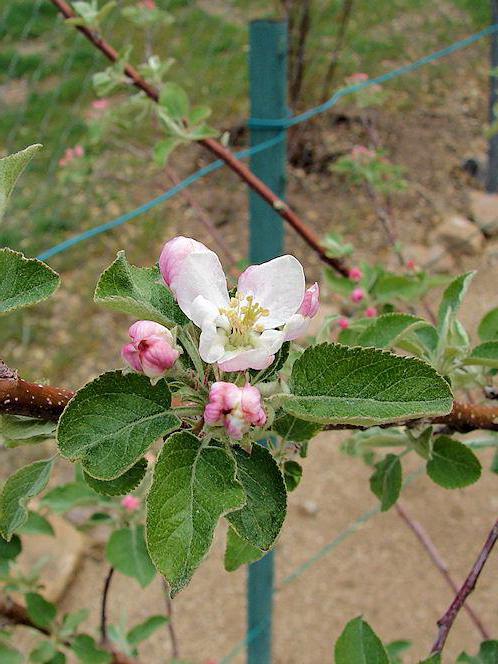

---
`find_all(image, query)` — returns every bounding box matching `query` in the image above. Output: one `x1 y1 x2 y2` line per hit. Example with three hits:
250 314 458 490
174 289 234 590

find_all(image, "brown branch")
395 502 489 641
431 518 498 655
100 566 115 645
48 0 348 276
162 579 180 659
320 0 354 102
0 595 137 664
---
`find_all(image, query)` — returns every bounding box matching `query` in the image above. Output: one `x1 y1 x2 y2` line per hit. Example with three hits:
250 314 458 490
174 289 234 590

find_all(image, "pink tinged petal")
159 236 211 288
204 402 223 424
241 384 266 426
237 255 305 328
218 348 274 372
173 251 229 319
128 320 171 342
122 342 143 372
139 338 179 377
283 314 310 342
298 282 320 318
225 414 245 440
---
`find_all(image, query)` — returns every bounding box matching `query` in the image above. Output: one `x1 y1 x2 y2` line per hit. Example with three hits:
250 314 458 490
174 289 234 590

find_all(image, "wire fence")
1 3 497 662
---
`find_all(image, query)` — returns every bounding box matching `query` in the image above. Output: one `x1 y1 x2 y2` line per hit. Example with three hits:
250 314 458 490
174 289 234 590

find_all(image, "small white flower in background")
160 236 319 371
122 320 180 383
204 381 266 440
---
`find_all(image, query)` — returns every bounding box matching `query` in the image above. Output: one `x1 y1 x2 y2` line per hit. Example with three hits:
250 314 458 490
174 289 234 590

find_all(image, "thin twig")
395 502 489 640
320 0 354 102
162 579 180 659
431 518 498 654
289 0 312 104
101 566 115 645
48 0 348 276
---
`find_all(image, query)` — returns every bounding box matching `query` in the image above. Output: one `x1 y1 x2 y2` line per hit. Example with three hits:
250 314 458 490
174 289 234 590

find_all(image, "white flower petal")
218 348 274 372
282 313 310 341
173 250 229 318
199 321 226 364
237 255 305 328
189 295 221 329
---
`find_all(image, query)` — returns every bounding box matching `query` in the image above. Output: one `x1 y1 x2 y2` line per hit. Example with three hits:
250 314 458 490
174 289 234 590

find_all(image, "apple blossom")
122 320 180 383
160 236 310 371
366 306 378 318
204 381 266 440
121 495 140 511
283 282 320 341
338 317 350 329
349 266 363 281
351 288 365 303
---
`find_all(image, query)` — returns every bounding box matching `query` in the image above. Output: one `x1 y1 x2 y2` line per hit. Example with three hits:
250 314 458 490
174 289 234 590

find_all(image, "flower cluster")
121 236 321 440
58 144 85 168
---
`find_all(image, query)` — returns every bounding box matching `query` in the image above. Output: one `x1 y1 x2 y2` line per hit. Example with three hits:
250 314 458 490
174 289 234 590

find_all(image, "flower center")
219 292 269 348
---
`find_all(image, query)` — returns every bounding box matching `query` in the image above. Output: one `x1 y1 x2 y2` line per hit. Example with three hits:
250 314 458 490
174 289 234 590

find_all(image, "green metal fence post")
247 18 288 664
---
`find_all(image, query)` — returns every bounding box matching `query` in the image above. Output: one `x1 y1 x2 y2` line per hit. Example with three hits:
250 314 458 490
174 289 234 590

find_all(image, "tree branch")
100 566 115 645
0 595 137 664
395 502 489 641
48 0 348 276
430 518 498 655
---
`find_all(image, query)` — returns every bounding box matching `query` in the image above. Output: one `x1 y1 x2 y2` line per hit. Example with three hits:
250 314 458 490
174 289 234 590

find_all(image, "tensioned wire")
36 23 498 262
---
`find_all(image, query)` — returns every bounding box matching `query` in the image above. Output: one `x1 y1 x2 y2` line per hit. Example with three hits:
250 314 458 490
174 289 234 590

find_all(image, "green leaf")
0 459 54 540
146 431 245 596
427 436 482 489
0 144 42 220
40 481 102 514
356 313 423 349
94 251 187 326
159 82 190 119
0 643 23 664
283 460 303 492
153 138 182 166
457 641 498 663
60 609 89 638
419 656 441 663
437 272 475 333
0 533 22 560
127 615 169 645
464 342 498 369
224 526 264 572
273 413 323 442
29 640 56 663
18 511 55 537
282 343 453 426
71 635 111 664
83 458 147 496
372 274 422 303
226 444 286 551
106 525 156 588
25 593 56 630
335 616 389 664
0 416 56 448
0 249 60 314
478 308 498 341
369 454 402 511
57 371 180 480
385 640 411 664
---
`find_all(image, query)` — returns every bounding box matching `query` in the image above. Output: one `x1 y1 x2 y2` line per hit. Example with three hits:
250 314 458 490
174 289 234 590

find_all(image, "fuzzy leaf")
71 635 111 664
94 251 187 326
83 458 147 496
18 511 55 537
159 82 190 119
146 431 245 596
127 616 169 645
0 459 54 540
0 249 60 314
356 313 423 349
283 460 302 492
106 526 155 588
335 616 389 664
478 308 498 342
26 593 56 630
226 444 286 551
457 641 498 663
224 526 264 572
57 371 180 480
273 413 323 442
0 643 23 664
427 436 482 489
0 533 22 560
282 343 453 426
463 342 498 369
0 415 56 448
40 481 103 514
369 454 402 511
437 272 475 333
0 144 42 220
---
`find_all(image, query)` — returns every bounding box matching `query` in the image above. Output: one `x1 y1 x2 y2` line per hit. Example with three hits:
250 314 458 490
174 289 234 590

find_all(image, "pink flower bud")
351 145 375 160
338 317 350 329
365 306 378 318
349 72 369 83
140 0 156 8
348 267 362 282
73 145 85 158
406 259 416 271
351 288 365 303
299 282 320 318
204 382 266 440
121 495 140 511
122 320 180 381
92 98 110 110
159 236 212 290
